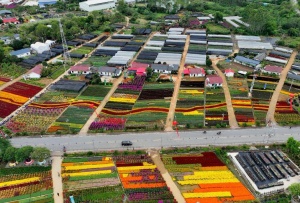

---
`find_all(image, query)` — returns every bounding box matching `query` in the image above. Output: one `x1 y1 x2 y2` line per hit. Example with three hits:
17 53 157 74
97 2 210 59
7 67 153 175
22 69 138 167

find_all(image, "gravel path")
212 60 239 128
150 150 186 203
266 51 297 125
165 35 190 131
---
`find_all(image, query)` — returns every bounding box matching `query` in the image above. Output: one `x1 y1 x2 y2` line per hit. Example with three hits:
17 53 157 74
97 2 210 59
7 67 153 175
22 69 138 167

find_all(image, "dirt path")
79 75 124 134
266 51 297 125
212 60 239 128
165 35 190 131
51 151 63 203
149 150 185 203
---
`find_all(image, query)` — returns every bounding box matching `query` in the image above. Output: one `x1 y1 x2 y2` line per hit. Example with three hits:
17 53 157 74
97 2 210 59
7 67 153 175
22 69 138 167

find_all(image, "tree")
214 12 223 23
0 138 11 162
206 57 212 67
286 137 300 156
4 147 16 162
0 19 3 24
0 46 5 63
30 147 50 162
289 183 300 197
15 146 34 162
10 40 24 50
146 67 153 77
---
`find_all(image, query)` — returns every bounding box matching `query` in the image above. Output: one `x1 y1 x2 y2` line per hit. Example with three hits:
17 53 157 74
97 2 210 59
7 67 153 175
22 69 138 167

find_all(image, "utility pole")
58 19 71 71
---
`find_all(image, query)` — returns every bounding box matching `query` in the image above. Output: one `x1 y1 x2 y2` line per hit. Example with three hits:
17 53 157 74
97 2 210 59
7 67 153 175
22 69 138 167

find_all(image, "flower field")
0 171 52 200
0 76 10 87
115 154 176 202
0 82 42 119
62 156 123 202
125 82 174 130
175 88 205 128
205 88 228 127
76 85 111 101
162 152 255 203
227 78 249 98
232 99 255 126
90 76 147 131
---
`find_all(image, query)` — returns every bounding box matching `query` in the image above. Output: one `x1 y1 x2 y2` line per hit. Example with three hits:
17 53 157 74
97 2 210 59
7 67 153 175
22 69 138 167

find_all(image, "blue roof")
10 48 31 56
234 56 260 66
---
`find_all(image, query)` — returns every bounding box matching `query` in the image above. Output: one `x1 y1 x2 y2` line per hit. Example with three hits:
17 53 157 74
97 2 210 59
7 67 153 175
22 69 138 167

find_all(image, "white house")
10 48 31 58
95 66 121 76
184 68 206 77
25 64 43 79
31 42 50 54
69 64 91 75
224 69 234 77
206 75 223 88
151 64 179 74
79 0 115 12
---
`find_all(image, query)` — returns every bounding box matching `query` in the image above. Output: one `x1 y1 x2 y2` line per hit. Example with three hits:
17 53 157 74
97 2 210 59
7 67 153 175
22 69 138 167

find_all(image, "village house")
24 64 43 79
94 66 122 77
184 68 206 77
224 69 235 77
206 75 223 88
69 64 91 75
151 64 179 74
234 56 260 68
10 48 31 58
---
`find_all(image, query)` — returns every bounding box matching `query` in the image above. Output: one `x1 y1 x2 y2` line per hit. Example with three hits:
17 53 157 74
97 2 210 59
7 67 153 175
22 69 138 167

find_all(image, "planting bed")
162 152 255 203
0 76 10 87
125 82 174 130
90 76 146 131
115 154 176 202
82 56 112 67
0 82 43 119
0 168 52 200
76 85 111 101
205 88 228 127
231 150 300 191
62 156 123 202
175 88 205 128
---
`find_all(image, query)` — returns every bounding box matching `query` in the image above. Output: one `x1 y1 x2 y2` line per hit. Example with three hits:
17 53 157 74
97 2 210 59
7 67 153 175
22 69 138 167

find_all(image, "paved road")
11 127 300 152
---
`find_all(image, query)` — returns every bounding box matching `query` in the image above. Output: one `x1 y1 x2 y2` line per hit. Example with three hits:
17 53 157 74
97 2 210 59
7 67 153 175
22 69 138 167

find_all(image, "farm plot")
231 150 300 192
125 82 174 130
0 82 42 119
227 78 256 126
51 106 94 133
71 46 94 55
62 156 124 202
175 89 205 128
0 76 10 87
0 168 52 201
205 88 228 127
90 76 146 131
274 100 300 126
162 152 255 203
115 154 176 202
76 85 111 101
82 56 112 67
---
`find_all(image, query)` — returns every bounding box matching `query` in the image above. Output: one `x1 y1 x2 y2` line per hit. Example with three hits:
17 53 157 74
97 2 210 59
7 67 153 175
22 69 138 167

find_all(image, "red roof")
2 17 19 23
70 64 90 72
225 69 234 73
206 75 223 84
183 69 190 74
30 64 43 75
264 65 282 73
189 68 205 75
130 62 149 69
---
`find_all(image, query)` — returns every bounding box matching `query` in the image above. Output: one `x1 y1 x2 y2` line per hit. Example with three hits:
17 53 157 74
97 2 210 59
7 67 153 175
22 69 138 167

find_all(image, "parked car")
121 141 133 146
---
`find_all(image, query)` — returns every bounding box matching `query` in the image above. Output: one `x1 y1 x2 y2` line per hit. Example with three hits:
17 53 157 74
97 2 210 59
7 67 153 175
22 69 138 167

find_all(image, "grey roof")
287 73 300 81
10 48 31 56
234 55 260 66
0 10 12 15
151 64 179 71
254 53 266 62
94 66 120 73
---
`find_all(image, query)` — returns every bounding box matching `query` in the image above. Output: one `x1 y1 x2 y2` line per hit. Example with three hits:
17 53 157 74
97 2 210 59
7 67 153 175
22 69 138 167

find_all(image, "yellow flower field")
117 165 156 172
0 91 28 103
183 191 232 198
0 177 40 188
180 90 203 94
183 171 236 180
63 170 112 177
178 177 239 185
109 97 137 103
183 111 203 116
64 163 114 171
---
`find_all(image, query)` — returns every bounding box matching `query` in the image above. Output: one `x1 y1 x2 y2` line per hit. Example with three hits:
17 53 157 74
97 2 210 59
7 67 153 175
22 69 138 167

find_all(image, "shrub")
87 151 94 156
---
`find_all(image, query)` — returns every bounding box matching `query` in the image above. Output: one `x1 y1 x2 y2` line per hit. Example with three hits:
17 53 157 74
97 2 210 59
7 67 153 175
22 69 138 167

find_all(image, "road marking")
153 139 161 142
197 137 207 139
241 135 248 138
173 138 183 141
85 142 93 144
219 136 227 139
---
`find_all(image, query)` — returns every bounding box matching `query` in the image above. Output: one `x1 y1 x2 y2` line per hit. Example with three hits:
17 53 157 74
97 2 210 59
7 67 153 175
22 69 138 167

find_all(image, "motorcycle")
63 146 66 153
203 131 207 134
217 131 221 135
